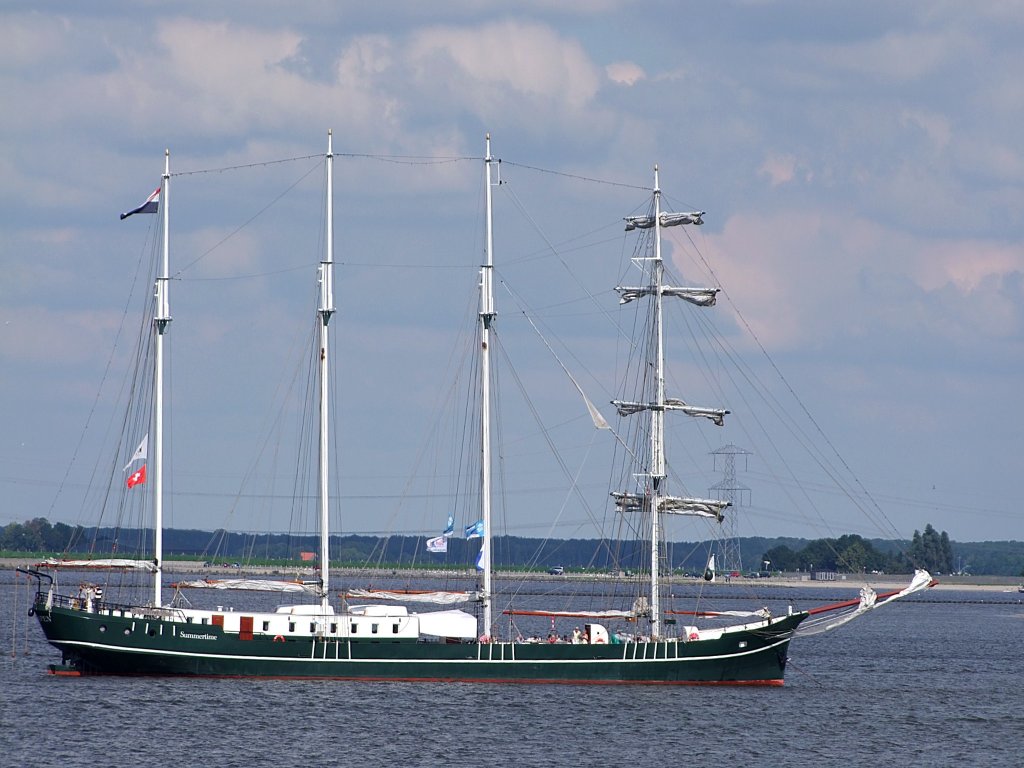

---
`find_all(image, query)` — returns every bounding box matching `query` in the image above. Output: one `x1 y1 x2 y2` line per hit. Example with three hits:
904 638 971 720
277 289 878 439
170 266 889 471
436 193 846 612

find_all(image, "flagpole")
153 149 171 607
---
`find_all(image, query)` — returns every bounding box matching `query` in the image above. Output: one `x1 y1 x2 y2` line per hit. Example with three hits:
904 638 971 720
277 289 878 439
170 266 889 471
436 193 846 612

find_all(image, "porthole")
99 625 107 633
124 628 131 635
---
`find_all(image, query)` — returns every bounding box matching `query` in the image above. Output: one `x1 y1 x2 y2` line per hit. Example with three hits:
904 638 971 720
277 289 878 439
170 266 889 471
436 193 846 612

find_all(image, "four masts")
144 135 725 642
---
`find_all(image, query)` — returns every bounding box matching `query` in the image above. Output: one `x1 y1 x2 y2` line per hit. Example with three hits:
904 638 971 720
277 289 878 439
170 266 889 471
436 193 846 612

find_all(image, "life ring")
273 634 285 642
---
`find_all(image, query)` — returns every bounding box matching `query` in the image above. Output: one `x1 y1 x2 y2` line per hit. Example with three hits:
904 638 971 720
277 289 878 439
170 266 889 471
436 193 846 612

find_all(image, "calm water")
2 572 1021 767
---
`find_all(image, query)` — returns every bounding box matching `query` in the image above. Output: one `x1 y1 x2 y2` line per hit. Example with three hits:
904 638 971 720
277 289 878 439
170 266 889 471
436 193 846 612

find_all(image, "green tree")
907 523 954 573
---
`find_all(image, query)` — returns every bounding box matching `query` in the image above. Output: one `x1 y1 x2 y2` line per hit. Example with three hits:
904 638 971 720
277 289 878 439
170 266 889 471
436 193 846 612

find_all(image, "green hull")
32 598 805 686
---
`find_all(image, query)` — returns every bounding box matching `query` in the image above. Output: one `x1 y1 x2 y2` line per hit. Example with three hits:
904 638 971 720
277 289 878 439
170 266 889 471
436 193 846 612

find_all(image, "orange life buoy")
273 634 285 642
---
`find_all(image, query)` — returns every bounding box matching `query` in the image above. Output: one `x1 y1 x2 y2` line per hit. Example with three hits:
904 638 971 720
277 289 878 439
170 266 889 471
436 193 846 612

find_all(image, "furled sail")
172 579 319 593
667 608 772 619
799 570 935 635
611 491 728 521
612 397 728 426
35 558 157 572
665 398 729 425
503 609 635 619
615 286 719 306
660 496 729 520
343 588 478 605
623 211 705 230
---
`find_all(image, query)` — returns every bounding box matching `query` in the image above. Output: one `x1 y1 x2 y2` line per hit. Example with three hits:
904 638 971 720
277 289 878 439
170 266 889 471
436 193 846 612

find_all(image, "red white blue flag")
120 186 160 220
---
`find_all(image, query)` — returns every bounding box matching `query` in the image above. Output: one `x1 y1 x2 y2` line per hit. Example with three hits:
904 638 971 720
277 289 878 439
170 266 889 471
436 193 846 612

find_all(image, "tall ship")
22 133 932 684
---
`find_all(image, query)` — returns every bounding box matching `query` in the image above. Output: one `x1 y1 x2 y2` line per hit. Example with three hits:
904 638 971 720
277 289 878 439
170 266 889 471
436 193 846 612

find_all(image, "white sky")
1 2 1021 546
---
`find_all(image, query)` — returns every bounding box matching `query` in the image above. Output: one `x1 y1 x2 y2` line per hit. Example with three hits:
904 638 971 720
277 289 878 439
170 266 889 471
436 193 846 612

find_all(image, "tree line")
760 525 955 575
3 517 1021 576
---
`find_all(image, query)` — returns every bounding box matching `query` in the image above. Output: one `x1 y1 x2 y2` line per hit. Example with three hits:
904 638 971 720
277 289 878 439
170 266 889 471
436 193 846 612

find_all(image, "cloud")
758 153 799 186
405 20 602 111
606 61 646 86
687 208 1024 359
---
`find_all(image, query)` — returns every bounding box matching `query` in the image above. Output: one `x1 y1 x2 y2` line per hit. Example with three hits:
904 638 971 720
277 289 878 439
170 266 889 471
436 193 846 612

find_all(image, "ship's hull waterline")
34 599 806 685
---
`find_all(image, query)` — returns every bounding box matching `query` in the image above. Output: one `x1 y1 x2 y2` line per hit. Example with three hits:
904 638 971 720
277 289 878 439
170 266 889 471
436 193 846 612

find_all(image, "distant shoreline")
3 557 1020 592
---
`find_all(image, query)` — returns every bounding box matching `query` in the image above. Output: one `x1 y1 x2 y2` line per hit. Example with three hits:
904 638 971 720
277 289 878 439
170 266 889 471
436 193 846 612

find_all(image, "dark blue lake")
3 571 1021 767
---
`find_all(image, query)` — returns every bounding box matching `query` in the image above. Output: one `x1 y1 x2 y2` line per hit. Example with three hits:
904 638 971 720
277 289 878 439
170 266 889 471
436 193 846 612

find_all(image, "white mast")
615 173 728 638
649 165 665 639
152 149 171 607
480 134 496 637
318 130 336 613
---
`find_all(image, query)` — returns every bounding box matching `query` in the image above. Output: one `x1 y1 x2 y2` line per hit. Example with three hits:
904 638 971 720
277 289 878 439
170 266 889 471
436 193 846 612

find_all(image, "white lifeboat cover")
414 609 478 639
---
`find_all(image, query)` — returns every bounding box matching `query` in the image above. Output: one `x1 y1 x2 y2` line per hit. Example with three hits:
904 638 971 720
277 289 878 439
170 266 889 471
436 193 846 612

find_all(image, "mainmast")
480 134 496 637
152 149 171 606
318 129 336 612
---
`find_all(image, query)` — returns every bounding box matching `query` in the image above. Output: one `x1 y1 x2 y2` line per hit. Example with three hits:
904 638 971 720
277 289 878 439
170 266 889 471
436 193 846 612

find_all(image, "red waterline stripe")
46 670 785 686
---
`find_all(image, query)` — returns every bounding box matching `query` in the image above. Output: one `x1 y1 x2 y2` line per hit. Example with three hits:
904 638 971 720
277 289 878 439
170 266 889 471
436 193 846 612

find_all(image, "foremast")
318 130 336 613
614 166 730 638
648 167 667 638
479 134 496 637
152 149 171 606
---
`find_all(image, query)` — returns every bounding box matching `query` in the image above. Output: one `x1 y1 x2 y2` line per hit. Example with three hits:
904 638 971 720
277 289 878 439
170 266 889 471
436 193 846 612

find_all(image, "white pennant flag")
426 536 448 554
123 434 148 471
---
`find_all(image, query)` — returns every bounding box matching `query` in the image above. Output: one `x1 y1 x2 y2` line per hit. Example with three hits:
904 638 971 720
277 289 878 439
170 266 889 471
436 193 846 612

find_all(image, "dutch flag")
120 186 160 220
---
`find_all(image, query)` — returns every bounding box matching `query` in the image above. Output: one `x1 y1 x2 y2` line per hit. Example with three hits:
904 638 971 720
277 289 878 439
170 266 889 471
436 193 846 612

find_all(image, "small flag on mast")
123 434 148 471
475 540 488 571
426 536 448 554
126 464 147 489
120 187 160 220
465 520 484 539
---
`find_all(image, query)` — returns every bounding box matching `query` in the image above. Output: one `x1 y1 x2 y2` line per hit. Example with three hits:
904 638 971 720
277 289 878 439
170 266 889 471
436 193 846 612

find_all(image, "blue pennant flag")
475 541 488 571
442 514 455 538
465 520 484 539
